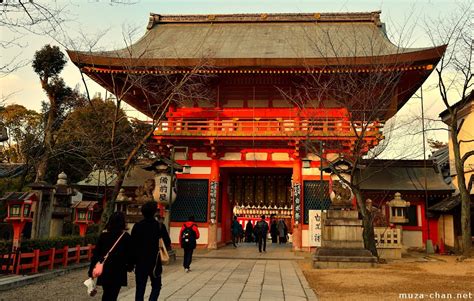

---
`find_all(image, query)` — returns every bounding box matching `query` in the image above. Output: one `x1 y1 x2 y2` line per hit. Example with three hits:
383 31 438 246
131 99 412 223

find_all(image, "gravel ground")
300 253 474 301
0 267 136 301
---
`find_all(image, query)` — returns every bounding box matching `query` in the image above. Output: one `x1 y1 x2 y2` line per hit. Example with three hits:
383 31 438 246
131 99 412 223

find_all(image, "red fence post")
87 244 92 261
62 246 68 267
33 249 40 274
76 245 81 264
15 252 21 275
50 248 55 270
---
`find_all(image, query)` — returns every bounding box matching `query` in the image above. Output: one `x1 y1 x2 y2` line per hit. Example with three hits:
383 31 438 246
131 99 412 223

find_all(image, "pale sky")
0 0 469 158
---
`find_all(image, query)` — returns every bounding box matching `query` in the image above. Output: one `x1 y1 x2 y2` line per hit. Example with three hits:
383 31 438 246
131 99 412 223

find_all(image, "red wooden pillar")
208 158 220 249
78 223 88 237
221 171 230 245
292 157 303 251
11 222 26 250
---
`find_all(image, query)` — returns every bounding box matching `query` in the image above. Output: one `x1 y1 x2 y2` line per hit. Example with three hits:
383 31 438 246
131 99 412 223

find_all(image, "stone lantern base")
313 210 377 269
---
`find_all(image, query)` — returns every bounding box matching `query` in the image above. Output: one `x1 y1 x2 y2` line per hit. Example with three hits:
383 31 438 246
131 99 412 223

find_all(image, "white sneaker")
185 268 189 273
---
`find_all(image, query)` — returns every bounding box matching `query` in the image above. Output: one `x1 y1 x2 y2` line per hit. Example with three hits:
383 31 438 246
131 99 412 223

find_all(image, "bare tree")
1 1 68 75
67 30 214 228
425 4 473 258
279 17 444 257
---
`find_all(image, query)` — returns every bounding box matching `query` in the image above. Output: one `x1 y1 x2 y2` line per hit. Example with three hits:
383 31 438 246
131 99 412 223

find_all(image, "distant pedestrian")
270 218 278 243
179 216 200 272
88 212 133 301
255 215 269 253
239 223 244 243
245 221 254 242
278 219 287 244
131 201 171 301
231 216 240 247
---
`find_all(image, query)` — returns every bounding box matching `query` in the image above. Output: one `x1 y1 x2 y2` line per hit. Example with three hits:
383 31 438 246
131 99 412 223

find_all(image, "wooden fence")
0 244 95 275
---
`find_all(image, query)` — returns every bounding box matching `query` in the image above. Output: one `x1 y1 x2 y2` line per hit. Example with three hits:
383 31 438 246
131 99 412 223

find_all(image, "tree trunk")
35 80 56 183
451 120 472 257
98 126 156 231
353 187 378 258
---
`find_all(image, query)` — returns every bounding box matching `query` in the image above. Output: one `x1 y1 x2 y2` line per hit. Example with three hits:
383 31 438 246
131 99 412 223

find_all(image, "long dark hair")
105 212 126 233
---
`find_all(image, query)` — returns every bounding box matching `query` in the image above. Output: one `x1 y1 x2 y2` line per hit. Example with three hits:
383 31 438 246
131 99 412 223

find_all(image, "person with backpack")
255 215 269 253
131 201 171 301
179 215 200 272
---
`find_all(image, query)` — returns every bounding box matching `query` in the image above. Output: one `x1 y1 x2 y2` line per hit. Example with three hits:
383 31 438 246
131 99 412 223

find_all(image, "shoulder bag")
92 231 125 278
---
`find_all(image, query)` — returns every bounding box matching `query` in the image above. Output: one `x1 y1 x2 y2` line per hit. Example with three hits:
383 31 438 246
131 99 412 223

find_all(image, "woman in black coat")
88 212 133 301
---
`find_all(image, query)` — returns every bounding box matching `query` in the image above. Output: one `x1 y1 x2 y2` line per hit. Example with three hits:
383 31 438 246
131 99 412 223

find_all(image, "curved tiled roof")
68 11 445 68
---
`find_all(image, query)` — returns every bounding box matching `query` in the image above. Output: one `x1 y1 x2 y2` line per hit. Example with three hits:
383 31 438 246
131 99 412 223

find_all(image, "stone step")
313 255 378 263
315 247 375 258
322 240 365 249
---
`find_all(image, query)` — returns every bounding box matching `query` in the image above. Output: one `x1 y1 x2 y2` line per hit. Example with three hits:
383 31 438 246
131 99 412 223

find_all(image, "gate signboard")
309 209 323 247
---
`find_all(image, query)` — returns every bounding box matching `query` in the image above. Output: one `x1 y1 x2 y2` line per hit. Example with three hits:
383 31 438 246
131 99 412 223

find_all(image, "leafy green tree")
0 104 42 189
32 45 86 183
53 97 138 184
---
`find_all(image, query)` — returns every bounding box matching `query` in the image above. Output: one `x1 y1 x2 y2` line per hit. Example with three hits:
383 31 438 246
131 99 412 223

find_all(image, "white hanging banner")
154 173 172 205
309 210 323 247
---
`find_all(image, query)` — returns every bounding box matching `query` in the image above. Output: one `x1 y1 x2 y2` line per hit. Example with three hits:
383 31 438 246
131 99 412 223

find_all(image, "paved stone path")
119 244 317 301
119 258 316 301
0 243 317 301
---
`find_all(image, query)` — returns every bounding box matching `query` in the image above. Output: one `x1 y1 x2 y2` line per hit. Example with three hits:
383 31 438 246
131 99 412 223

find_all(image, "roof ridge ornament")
146 11 383 29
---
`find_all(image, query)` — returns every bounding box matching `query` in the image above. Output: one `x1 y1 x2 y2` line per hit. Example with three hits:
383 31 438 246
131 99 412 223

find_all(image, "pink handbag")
92 232 125 278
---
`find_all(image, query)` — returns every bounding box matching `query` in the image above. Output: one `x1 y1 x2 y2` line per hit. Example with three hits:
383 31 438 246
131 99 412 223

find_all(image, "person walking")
245 221 254 242
179 215 200 272
278 219 287 244
270 217 278 243
88 212 133 301
255 215 269 253
231 216 240 247
131 201 171 301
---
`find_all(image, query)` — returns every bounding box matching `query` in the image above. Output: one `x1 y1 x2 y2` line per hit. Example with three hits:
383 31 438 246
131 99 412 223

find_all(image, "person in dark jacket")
179 215 200 272
131 201 171 301
255 215 269 253
88 212 133 301
245 221 254 242
270 218 278 243
231 216 240 247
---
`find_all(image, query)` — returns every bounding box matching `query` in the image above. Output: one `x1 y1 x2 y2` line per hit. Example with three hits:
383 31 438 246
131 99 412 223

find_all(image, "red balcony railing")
153 118 383 138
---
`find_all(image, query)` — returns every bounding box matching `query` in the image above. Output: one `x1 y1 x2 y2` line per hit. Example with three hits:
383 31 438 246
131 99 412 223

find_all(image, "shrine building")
68 12 445 250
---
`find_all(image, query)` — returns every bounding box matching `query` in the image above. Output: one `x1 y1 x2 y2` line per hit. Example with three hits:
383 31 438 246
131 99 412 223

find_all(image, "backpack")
181 225 196 249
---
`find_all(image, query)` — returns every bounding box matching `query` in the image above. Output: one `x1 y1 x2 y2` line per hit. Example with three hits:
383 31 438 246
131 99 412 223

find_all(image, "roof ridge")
147 11 382 30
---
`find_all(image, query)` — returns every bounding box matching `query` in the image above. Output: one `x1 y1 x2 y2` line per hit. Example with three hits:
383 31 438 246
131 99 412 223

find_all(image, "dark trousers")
232 233 238 246
271 234 278 243
135 267 162 301
183 248 194 269
258 234 267 252
102 284 121 301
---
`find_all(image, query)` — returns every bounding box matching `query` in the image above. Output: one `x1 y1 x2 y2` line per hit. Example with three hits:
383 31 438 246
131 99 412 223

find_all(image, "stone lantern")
51 172 75 237
2 192 38 249
72 201 98 237
387 192 410 224
115 188 131 213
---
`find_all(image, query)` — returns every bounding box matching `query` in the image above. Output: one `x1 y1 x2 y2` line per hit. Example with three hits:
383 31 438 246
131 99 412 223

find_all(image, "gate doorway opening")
221 168 293 245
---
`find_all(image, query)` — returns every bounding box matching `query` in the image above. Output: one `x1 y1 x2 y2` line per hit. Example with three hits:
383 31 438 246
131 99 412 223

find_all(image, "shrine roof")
67 11 445 68
359 160 454 192
72 200 97 209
